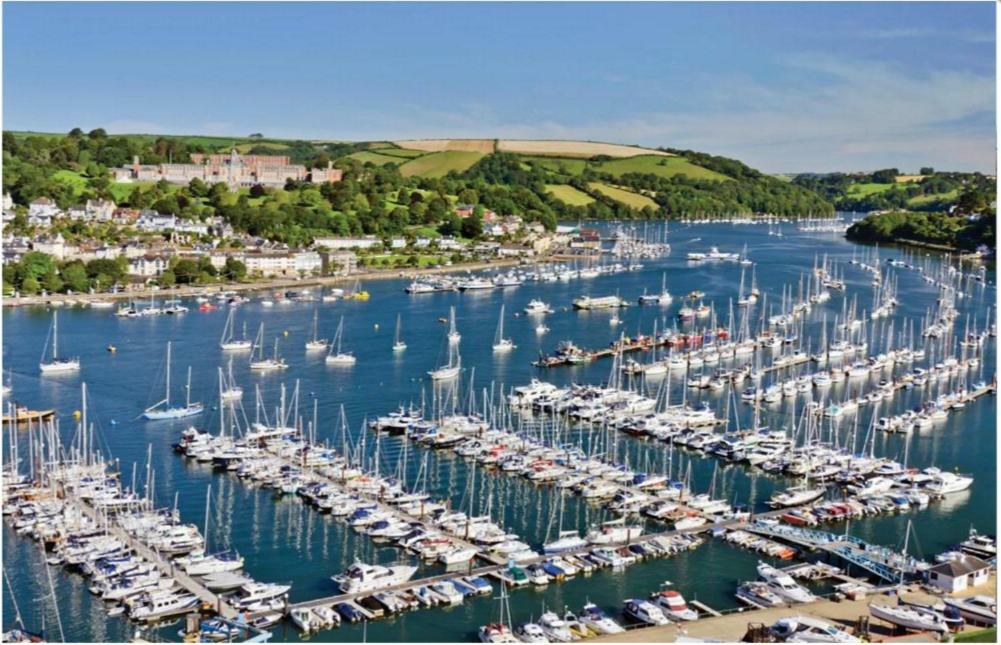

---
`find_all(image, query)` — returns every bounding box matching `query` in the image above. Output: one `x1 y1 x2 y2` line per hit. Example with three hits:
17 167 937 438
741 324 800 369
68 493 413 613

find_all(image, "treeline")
846 211 995 251
792 170 995 213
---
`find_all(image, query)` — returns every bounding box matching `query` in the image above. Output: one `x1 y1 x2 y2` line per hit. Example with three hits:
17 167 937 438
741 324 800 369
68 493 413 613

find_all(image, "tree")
87 128 107 140
60 262 90 293
919 167 934 175
159 270 176 287
438 213 461 237
461 214 483 239
21 275 40 295
249 184 267 198
172 258 200 284
42 269 63 293
222 257 247 281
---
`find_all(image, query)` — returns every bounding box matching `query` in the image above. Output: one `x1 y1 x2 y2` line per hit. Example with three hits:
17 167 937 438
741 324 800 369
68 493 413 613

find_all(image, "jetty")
744 522 925 582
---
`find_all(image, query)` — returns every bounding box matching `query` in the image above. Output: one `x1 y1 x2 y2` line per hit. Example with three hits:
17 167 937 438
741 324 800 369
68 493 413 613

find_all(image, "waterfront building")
926 556 992 593
113 149 343 187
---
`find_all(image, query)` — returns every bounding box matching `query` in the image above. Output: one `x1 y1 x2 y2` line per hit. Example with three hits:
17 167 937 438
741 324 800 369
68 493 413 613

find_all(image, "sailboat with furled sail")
144 341 204 419
325 317 356 365
219 361 242 402
249 323 287 371
447 306 461 344
392 314 407 352
492 305 516 352
39 311 80 374
305 308 329 351
219 309 252 351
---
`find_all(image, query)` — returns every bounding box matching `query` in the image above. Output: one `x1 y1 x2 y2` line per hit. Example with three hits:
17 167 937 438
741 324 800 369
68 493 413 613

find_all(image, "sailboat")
39 311 80 373
429 336 461 380
325 317 356 365
144 342 203 419
249 324 287 371
638 273 672 305
219 362 242 402
392 314 407 352
219 309 252 351
492 305 516 352
305 309 329 351
447 306 461 344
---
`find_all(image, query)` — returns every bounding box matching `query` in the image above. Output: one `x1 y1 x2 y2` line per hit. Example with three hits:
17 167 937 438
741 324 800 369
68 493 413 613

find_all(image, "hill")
3 129 835 250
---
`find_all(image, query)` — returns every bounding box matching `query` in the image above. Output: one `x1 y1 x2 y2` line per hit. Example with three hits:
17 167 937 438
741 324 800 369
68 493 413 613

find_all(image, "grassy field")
846 182 897 197
596 155 728 181
545 184 595 206
370 147 425 159
345 150 410 166
908 189 960 206
399 151 485 178
234 142 289 153
52 169 89 193
955 627 996 643
588 182 659 210
498 139 670 158
526 156 589 176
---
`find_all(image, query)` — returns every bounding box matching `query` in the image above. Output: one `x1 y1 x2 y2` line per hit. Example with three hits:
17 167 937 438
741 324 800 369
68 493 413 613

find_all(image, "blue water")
2 221 995 642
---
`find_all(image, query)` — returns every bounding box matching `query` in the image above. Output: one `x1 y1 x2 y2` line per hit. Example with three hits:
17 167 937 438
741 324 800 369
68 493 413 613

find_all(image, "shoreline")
2 257 538 308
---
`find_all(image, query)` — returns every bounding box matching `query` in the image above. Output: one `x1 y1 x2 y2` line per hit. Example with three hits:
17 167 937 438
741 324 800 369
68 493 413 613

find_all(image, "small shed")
926 555 992 593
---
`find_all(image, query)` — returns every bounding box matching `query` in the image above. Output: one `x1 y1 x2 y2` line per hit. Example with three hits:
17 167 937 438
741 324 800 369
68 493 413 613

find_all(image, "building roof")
929 555 991 577
31 197 54 205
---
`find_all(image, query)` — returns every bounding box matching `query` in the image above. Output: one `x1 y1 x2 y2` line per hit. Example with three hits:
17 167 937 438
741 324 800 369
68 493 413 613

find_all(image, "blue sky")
3 2 995 172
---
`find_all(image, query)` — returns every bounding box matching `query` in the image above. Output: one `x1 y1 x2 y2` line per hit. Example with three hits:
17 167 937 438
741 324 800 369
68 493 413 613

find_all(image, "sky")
2 2 996 173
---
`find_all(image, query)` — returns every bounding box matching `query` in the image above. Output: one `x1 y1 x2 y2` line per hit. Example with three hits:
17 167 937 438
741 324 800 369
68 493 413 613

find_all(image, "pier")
64 495 240 619
744 522 924 582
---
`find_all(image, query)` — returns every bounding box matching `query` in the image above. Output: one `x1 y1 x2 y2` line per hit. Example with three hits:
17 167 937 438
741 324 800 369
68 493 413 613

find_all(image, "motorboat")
538 611 575 642
769 616 861 642
622 599 670 626
651 588 698 621
736 581 784 607
524 300 553 315
942 595 996 626
580 602 625 634
769 484 825 508
757 562 816 603
332 562 417 594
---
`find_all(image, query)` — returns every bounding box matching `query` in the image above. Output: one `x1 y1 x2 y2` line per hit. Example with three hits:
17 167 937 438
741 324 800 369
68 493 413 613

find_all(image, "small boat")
869 601 949 634
143 342 204 420
219 309 253 351
447 306 461 344
325 317 356 365
757 562 816 603
736 581 784 608
492 305 516 352
651 587 698 621
249 324 288 371
769 616 860 642
305 309 329 351
39 311 80 374
392 314 407 352
942 595 996 626
580 602 625 634
622 599 670 626
290 607 320 633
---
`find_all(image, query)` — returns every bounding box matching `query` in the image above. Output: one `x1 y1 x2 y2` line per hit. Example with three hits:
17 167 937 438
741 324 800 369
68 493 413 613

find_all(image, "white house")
926 556 992 593
389 237 406 249
2 193 12 210
313 236 382 250
128 254 171 278
86 199 116 222
292 250 322 276
136 211 177 232
28 197 61 226
243 252 295 278
31 233 76 261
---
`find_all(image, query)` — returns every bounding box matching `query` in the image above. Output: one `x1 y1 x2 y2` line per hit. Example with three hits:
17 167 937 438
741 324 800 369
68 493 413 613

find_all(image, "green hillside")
399 151 485 178
545 184 595 206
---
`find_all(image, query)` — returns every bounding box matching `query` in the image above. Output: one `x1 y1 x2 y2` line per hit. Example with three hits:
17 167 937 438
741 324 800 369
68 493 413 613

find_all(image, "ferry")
572 295 627 310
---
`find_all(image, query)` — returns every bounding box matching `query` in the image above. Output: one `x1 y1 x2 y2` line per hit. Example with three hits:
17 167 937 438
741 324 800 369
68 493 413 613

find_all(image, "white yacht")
219 310 253 351
143 342 204 420
332 562 418 594
524 299 553 315
39 311 80 374
757 562 816 604
622 599 670 626
305 309 329 351
492 305 516 352
768 484 826 508
769 616 861 642
325 317 356 365
392 313 407 352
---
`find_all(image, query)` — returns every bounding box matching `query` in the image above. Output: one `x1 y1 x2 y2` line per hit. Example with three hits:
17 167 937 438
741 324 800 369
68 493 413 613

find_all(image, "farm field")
346 150 412 166
845 182 897 197
596 155 728 181
497 139 669 158
908 189 960 206
587 181 659 210
393 139 496 153
399 150 485 177
545 184 595 206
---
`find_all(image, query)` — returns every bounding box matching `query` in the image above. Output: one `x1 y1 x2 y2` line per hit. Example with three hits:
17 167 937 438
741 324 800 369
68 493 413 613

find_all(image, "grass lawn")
545 184 595 206
52 169 89 194
588 182 659 210
234 142 289 153
399 151 485 178
596 155 729 181
406 225 442 239
908 189 960 206
846 182 897 197
524 156 589 176
363 253 448 268
955 627 996 643
345 150 409 166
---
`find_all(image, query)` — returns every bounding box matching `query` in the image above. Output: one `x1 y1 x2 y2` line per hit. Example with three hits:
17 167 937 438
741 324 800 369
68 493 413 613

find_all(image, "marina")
2 220 996 642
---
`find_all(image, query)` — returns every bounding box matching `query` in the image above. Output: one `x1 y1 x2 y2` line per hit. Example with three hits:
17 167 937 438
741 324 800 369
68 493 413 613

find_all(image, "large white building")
113 149 343 188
